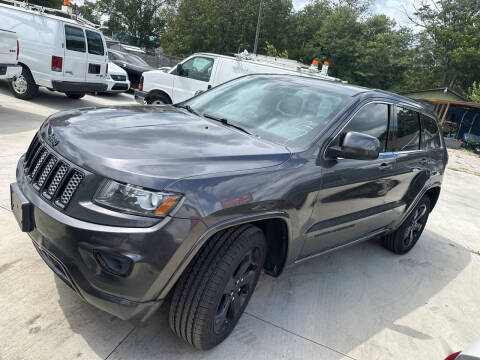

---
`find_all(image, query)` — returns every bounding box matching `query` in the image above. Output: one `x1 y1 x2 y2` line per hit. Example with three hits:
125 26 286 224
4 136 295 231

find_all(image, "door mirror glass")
328 131 380 160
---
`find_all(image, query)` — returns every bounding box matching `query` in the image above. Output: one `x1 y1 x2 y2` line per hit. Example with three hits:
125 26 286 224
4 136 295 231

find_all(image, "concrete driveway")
1 81 480 360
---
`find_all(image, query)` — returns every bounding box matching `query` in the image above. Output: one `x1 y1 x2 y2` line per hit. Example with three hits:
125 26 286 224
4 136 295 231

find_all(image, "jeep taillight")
51 56 63 72
106 63 108 75
139 76 144 90
16 40 19 61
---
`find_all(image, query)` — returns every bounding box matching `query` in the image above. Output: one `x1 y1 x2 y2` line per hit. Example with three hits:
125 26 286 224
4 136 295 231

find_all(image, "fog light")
95 251 133 276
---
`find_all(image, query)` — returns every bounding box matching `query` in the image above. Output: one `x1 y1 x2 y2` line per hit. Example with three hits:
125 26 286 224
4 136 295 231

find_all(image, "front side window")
421 114 441 149
86 30 105 56
65 25 86 52
180 57 214 82
395 107 420 151
185 75 351 146
333 103 390 152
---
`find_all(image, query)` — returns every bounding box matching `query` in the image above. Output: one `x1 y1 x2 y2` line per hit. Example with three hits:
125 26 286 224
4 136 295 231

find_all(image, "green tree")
96 0 172 48
469 81 480 102
162 0 292 56
407 0 480 92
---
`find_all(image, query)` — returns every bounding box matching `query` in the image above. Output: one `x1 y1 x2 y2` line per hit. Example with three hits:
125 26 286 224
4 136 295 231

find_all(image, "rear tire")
169 224 266 350
9 66 38 100
382 196 430 254
65 92 85 99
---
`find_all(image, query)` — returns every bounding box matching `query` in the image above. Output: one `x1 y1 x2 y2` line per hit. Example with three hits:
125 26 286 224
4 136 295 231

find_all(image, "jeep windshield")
183 75 353 147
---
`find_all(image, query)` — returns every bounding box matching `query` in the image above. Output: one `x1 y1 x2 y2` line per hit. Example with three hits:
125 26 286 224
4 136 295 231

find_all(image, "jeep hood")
39 106 290 189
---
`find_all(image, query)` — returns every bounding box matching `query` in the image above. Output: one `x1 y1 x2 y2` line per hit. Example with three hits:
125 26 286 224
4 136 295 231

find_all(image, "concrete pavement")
1 81 480 359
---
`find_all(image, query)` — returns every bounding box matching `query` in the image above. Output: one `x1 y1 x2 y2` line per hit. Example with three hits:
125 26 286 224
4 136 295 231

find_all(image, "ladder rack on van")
0 0 102 29
235 50 346 83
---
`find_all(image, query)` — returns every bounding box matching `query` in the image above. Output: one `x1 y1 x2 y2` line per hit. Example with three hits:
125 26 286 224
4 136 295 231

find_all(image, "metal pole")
253 0 264 54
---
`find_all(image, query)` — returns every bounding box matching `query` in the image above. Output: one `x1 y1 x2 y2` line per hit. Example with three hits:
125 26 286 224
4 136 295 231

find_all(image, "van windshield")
184 75 352 147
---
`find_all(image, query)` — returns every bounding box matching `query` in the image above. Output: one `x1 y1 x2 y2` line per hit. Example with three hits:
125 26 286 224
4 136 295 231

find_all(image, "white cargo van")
135 52 341 105
0 29 21 80
0 2 108 100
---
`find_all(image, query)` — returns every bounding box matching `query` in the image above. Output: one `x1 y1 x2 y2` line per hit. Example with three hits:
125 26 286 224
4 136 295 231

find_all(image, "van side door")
300 102 398 258
85 29 107 85
63 25 87 83
172 56 216 102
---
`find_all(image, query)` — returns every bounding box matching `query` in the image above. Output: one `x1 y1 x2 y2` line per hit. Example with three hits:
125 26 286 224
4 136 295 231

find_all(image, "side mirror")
176 63 183 75
327 131 380 160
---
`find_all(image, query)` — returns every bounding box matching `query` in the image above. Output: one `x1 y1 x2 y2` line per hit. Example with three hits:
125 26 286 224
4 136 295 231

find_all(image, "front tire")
169 224 266 350
9 66 38 100
146 93 170 105
383 196 430 254
65 92 85 99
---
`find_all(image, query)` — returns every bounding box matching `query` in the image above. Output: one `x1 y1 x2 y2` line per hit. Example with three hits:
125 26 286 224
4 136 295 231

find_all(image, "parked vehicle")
11 74 447 350
0 29 21 80
104 62 130 93
135 51 342 105
445 337 480 359
108 49 152 89
0 1 108 100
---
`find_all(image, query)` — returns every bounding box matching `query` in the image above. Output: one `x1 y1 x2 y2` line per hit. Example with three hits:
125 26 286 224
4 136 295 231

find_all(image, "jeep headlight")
94 180 182 217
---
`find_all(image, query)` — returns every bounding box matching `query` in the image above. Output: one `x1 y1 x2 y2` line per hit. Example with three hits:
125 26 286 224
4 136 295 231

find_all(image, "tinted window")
180 57 214 82
65 26 85 52
86 30 104 55
421 114 441 149
185 75 350 146
396 107 420 151
125 54 149 66
334 103 390 152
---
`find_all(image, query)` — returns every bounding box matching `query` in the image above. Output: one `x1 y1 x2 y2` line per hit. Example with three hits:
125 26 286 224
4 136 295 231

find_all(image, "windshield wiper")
203 113 252 135
176 104 200 116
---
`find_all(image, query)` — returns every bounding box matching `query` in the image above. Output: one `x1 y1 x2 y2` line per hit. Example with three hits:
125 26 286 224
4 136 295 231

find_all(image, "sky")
292 0 415 27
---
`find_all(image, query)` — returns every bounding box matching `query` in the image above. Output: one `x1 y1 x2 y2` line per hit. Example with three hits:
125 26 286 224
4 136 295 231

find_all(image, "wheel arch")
159 212 291 299
145 89 173 104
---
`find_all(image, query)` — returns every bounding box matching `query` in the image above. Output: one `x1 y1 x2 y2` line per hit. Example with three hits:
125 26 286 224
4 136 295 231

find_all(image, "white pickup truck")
0 29 21 81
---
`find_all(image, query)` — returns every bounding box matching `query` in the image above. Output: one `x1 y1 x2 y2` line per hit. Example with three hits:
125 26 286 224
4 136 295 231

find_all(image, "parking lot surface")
1 81 480 360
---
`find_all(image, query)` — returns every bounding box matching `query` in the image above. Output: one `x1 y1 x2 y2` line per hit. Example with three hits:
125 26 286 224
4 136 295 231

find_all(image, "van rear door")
0 29 17 64
85 29 107 84
63 25 87 83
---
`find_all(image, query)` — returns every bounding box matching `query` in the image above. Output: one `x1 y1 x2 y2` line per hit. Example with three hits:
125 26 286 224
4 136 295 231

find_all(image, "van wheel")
146 93 170 105
9 66 38 100
382 196 430 254
169 224 266 350
65 93 85 99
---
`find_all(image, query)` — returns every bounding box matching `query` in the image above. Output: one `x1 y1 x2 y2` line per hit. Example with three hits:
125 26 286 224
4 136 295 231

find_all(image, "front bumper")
51 81 107 93
106 78 130 92
0 64 21 79
134 90 147 104
11 159 205 323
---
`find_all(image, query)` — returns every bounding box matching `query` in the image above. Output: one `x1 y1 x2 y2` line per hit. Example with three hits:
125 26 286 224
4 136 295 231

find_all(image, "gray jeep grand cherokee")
11 74 447 350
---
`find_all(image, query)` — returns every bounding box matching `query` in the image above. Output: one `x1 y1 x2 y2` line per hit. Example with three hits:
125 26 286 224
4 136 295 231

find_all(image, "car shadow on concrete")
54 229 471 359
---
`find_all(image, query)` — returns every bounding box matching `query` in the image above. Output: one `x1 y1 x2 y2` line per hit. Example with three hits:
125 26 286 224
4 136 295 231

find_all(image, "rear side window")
86 30 105 56
65 25 86 52
335 103 390 152
395 107 420 151
421 114 441 149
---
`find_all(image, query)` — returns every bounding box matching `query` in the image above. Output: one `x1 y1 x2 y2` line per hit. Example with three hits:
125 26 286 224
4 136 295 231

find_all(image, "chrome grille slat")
58 171 83 206
29 148 48 180
45 163 69 198
34 156 57 189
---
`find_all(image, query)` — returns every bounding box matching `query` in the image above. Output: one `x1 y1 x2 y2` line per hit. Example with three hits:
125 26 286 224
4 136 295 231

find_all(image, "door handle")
378 162 393 170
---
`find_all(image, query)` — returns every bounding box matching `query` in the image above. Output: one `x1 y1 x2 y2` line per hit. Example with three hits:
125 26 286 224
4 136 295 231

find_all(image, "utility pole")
253 0 264 54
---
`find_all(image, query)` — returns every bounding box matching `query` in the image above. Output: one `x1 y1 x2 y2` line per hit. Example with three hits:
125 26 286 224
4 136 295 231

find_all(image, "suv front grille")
23 133 84 209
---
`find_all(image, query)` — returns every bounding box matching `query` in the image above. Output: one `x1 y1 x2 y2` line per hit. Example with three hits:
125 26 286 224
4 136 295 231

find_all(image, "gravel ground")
447 148 480 176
